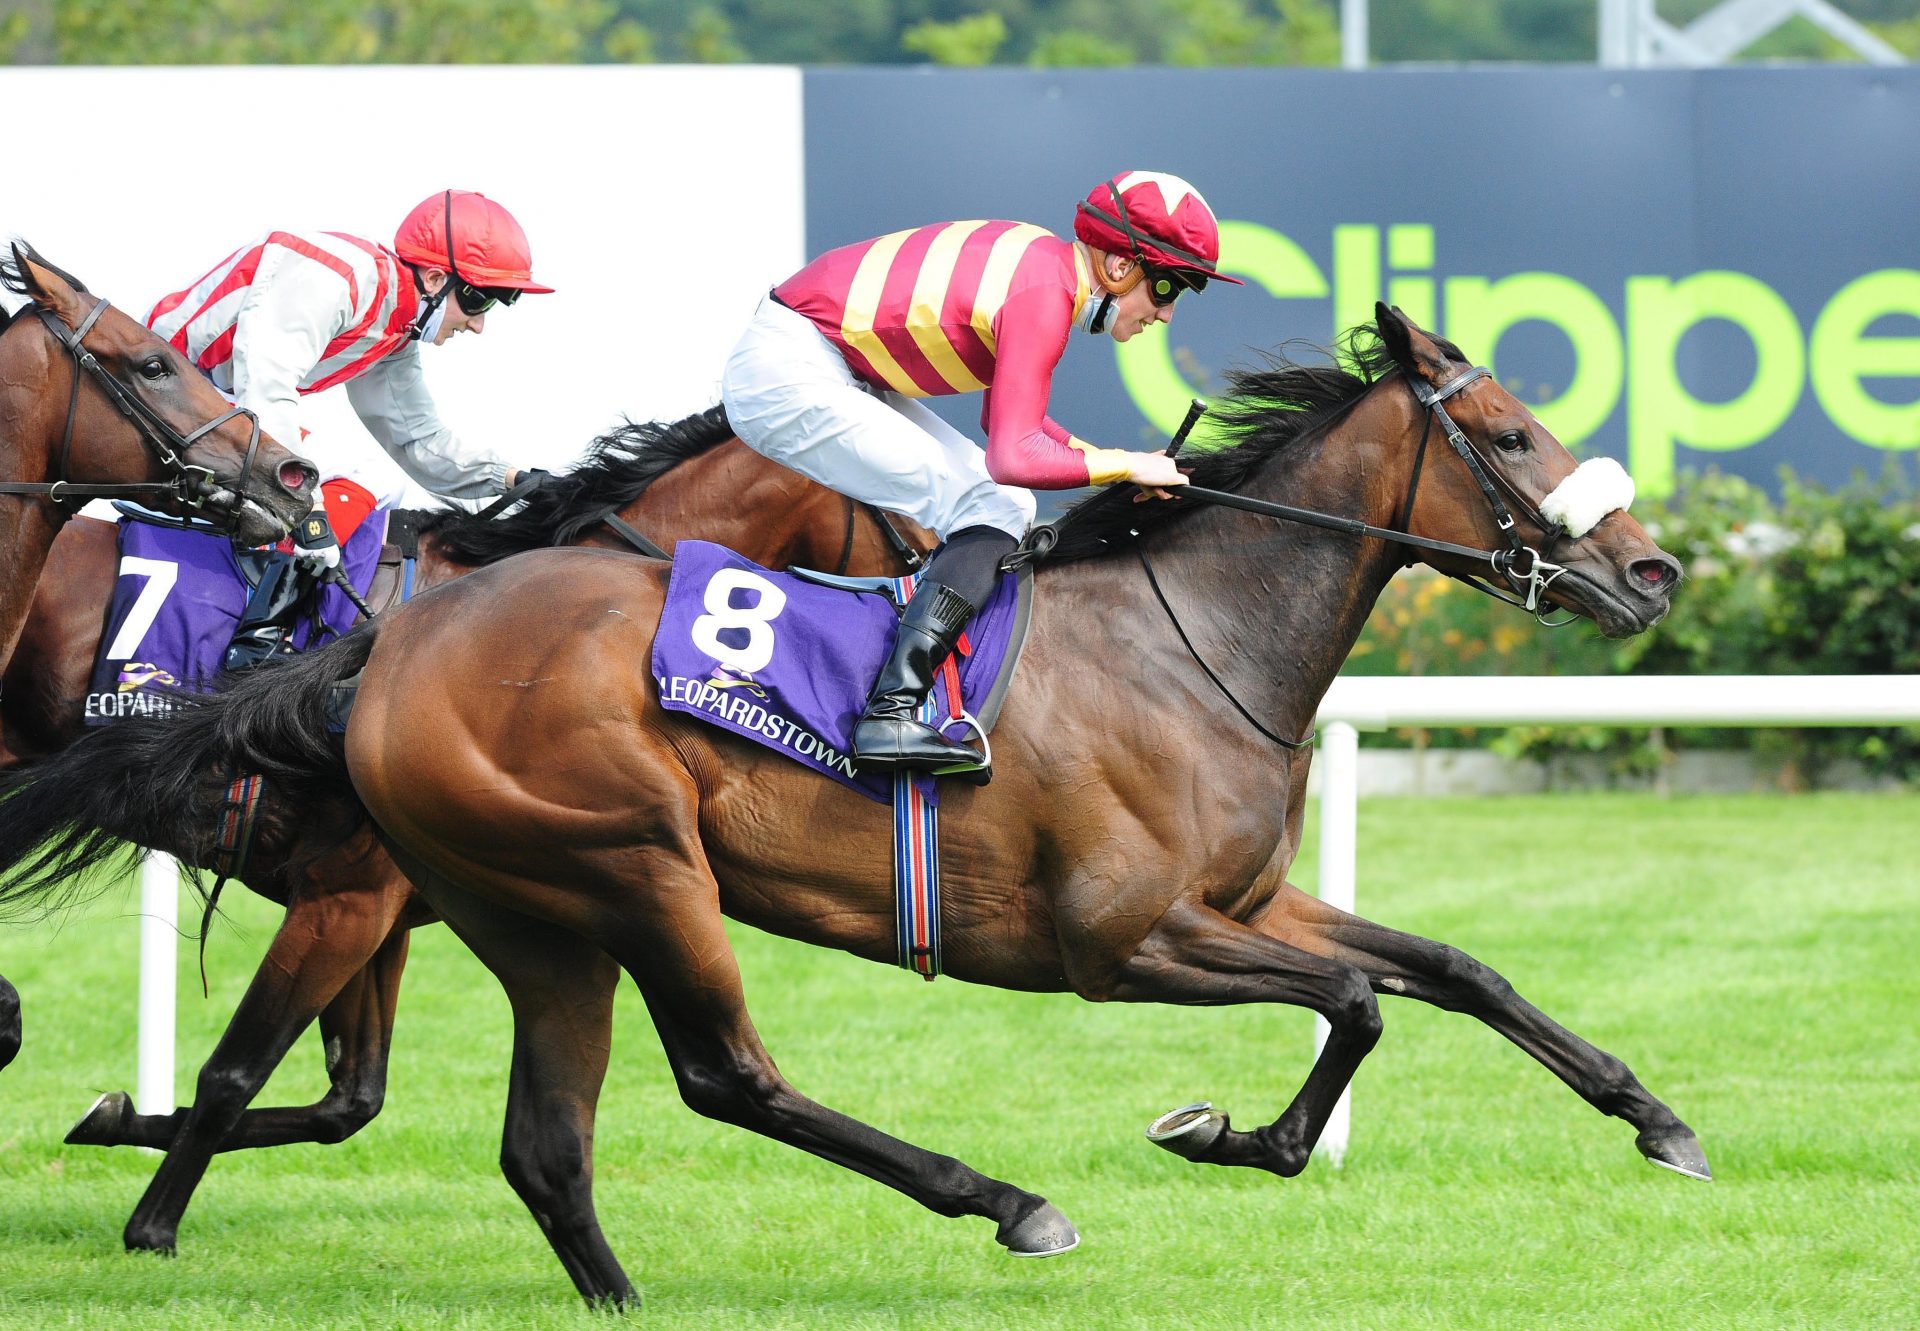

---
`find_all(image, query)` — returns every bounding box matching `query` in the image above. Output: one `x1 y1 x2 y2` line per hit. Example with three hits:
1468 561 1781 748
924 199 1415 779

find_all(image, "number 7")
105 556 179 659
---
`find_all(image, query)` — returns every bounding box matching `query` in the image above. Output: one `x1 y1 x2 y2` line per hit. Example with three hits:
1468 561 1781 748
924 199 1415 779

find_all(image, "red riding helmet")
393 189 555 294
1073 171 1242 287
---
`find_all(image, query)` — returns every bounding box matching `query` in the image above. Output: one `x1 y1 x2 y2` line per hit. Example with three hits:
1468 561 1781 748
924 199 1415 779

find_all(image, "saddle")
651 541 1032 804
84 504 391 726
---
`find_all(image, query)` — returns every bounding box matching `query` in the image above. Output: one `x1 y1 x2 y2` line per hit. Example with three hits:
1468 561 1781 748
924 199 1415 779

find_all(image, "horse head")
1376 302 1681 638
3 242 315 544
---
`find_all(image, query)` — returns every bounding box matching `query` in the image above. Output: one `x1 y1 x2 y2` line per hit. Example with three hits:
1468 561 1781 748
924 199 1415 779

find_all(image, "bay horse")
0 407 930 1247
3 409 924 764
0 306 1705 1306
0 242 315 1074
0 244 315 662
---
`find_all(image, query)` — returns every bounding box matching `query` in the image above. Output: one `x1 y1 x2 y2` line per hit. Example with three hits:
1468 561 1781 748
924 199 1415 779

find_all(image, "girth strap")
603 512 670 560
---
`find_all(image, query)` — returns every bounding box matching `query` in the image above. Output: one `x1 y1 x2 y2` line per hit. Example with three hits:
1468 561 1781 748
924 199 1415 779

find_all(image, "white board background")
0 65 804 502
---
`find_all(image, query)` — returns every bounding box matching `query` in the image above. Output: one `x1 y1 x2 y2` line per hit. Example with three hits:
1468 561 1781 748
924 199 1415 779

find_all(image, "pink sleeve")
980 287 1132 489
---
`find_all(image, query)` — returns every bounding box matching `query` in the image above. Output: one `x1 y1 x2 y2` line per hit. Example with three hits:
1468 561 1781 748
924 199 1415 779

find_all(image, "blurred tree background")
3 0 1913 65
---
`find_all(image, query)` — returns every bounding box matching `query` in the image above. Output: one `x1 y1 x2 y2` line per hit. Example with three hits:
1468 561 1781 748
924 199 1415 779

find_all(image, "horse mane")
0 240 89 331
1040 321 1466 563
418 404 735 564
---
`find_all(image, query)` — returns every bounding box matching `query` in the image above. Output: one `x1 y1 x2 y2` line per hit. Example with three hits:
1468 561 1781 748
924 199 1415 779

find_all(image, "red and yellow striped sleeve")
775 221 1133 489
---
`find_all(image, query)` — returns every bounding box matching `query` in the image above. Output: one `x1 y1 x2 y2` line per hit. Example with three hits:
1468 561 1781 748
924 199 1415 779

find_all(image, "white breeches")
720 297 1035 541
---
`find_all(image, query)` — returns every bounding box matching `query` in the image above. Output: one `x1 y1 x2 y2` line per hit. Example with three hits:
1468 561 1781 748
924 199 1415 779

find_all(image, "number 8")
691 569 787 673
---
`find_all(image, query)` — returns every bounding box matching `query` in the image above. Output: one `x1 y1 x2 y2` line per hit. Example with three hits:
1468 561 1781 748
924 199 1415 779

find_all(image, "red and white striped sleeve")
225 240 357 456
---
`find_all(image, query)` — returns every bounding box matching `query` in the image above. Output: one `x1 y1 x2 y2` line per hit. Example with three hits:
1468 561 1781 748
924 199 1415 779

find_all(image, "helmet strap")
414 297 449 344
407 265 453 343
1082 292 1116 335
411 189 466 342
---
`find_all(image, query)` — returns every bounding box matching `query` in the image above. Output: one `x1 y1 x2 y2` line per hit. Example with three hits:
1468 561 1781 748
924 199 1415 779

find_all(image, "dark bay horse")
0 407 930 1246
0 307 1704 1305
0 242 315 1072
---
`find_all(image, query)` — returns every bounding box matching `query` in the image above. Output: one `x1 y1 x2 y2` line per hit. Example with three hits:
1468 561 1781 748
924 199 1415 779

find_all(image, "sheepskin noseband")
1540 457 1635 539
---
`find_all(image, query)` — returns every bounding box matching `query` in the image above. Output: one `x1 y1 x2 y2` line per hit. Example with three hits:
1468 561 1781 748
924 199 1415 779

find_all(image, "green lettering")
1810 269 1920 450
1332 224 1380 339
1445 273 1622 448
1626 272 1804 499
1388 224 1432 270
1116 220 1328 441
1386 224 1435 329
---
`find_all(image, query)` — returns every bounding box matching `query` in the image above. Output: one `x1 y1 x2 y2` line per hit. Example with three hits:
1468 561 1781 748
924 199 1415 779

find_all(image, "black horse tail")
0 626 376 923
0 972 19 1073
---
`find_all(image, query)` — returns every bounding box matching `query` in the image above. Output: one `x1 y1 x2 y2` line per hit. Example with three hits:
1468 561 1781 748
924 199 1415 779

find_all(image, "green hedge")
1343 462 1920 783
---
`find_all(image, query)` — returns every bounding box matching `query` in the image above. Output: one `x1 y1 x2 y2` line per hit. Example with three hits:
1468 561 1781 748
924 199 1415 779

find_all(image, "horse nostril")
1630 557 1678 595
279 460 317 494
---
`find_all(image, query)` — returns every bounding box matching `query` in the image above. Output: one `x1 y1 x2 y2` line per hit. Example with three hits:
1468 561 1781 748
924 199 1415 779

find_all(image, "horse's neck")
0 499 65 669
0 335 68 665
1031 397 1413 751
407 530 477 598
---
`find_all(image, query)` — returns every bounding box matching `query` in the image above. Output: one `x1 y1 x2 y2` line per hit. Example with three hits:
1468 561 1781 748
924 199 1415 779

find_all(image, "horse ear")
1374 301 1451 382
12 243 88 326
1375 301 1415 370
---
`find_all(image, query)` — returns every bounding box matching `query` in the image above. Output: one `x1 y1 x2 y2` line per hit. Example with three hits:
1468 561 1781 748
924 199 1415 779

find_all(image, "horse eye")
1495 431 1529 454
139 357 169 380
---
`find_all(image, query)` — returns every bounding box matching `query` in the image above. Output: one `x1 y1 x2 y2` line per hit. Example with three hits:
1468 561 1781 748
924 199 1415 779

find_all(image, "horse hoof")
67 1091 133 1146
1637 1126 1712 1181
123 1228 178 1256
997 1200 1080 1258
1146 1102 1227 1161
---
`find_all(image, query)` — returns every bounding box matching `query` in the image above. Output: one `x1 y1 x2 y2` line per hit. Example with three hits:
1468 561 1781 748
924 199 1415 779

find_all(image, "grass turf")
0 792 1915 1329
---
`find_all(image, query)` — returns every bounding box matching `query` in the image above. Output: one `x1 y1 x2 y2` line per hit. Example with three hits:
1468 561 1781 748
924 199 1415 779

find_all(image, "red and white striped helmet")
394 189 554 294
1073 171 1242 286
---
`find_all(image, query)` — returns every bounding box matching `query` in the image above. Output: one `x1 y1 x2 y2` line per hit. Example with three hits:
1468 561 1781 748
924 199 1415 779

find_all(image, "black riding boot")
223 552 314 672
852 583 985 776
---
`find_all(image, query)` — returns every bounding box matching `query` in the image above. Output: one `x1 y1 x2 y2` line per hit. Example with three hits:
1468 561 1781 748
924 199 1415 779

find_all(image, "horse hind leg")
111 865 411 1253
1255 881 1709 1180
70 921 412 1155
0 972 20 1072
605 852 1077 1259
389 862 634 1307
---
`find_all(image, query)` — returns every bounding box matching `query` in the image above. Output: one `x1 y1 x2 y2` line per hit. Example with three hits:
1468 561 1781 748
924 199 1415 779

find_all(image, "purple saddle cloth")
84 511 384 725
651 540 1030 803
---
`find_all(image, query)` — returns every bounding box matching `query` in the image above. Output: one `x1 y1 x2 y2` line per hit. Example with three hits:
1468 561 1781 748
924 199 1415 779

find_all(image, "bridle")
0 296 273 532
1145 367 1577 623
1397 365 1573 622
1052 365 1598 749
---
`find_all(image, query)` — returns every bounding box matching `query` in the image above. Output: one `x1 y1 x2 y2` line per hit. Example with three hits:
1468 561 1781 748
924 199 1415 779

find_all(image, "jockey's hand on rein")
293 510 343 572
1130 452 1192 504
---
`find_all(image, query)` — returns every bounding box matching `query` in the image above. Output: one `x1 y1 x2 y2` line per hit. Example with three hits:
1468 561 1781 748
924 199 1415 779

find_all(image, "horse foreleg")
1104 899 1383 1178
415 871 635 1308
114 873 410 1252
1251 881 1709 1179
0 972 19 1072
607 857 1077 1259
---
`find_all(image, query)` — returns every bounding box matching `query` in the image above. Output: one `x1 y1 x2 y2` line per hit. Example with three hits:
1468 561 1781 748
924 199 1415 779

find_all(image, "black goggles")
452 281 521 316
1143 264 1207 307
